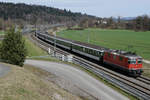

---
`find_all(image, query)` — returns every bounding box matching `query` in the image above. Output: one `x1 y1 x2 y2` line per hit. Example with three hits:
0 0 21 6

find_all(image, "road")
0 63 10 77
25 60 129 100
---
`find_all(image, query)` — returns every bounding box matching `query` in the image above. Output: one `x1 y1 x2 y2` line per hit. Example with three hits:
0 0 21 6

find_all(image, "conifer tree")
0 27 27 66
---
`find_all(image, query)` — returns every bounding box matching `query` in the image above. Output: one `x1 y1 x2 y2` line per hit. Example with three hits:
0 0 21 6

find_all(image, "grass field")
57 28 150 60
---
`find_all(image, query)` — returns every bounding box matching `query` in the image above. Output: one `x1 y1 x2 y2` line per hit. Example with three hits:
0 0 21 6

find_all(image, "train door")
99 52 104 64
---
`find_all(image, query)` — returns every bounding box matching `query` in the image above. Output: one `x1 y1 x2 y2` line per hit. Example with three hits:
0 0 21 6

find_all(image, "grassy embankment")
25 36 47 57
0 63 82 100
24 36 58 61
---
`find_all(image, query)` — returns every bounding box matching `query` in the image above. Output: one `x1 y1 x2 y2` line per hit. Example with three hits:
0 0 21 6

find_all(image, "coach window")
80 47 83 51
85 48 88 53
83 48 85 52
91 50 93 54
93 50 95 55
96 51 99 56
92 50 94 55
89 49 91 53
98 52 101 56
113 55 116 60
89 49 92 54
108 53 111 58
95 51 98 56
88 49 90 54
93 51 96 55
119 57 123 61
91 49 92 54
86 48 88 52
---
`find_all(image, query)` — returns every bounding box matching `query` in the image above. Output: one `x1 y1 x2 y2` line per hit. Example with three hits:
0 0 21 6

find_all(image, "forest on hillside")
0 2 96 30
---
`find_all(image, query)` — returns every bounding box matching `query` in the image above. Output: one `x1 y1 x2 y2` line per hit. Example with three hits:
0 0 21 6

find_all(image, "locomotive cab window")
138 59 142 64
128 59 136 64
131 60 136 64
138 60 142 64
128 60 130 64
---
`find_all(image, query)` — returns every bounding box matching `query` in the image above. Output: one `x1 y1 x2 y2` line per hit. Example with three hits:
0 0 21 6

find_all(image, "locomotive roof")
106 49 142 59
41 32 142 59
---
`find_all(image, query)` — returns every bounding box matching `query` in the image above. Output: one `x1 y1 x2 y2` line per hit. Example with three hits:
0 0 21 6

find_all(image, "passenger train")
35 31 143 77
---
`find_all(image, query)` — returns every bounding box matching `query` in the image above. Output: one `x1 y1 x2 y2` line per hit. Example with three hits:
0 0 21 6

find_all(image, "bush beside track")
24 36 48 57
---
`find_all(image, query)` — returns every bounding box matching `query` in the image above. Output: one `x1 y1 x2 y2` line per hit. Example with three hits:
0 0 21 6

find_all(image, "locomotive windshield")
128 58 142 64
138 58 142 64
128 59 136 64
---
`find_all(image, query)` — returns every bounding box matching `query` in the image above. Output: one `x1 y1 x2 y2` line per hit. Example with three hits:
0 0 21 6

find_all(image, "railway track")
29 33 150 100
137 76 150 85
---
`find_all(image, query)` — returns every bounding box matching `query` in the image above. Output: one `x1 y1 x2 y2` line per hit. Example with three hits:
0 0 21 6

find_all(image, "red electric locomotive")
103 50 143 77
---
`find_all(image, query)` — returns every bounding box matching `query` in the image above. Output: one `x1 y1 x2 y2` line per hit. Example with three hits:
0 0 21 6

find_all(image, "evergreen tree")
0 27 27 66
134 16 143 31
143 15 149 31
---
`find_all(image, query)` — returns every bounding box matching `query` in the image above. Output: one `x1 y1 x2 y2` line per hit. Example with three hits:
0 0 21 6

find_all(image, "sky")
0 0 150 17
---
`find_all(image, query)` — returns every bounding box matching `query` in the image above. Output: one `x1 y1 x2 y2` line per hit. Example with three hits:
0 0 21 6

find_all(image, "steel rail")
137 76 150 85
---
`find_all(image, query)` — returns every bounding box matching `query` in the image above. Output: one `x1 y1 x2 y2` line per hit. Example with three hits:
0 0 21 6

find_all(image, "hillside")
0 63 82 100
0 2 95 26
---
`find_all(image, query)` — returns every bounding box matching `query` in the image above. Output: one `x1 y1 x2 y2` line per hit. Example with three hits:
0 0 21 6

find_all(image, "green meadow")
57 28 150 60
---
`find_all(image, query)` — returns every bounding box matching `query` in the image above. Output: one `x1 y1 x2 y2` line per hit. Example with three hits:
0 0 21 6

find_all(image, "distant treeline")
0 2 96 30
0 2 149 32
79 15 150 31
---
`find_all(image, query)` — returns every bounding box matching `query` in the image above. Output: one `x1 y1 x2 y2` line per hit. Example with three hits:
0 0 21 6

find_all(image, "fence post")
67 55 73 63
48 48 51 54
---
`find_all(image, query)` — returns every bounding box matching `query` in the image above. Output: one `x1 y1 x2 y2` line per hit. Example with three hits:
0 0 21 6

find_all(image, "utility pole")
2 10 5 33
54 33 56 56
87 32 90 43
53 27 57 56
14 6 18 32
